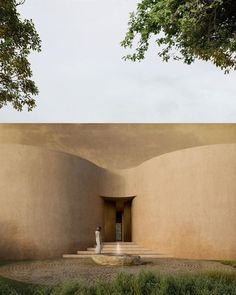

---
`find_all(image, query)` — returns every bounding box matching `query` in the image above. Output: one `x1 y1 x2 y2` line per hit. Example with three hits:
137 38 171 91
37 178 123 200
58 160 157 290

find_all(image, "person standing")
95 226 102 254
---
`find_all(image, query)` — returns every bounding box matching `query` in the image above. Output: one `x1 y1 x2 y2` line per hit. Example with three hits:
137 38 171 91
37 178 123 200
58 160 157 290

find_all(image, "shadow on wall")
0 144 103 260
132 144 236 260
99 168 136 197
0 221 39 260
0 124 213 169
1 143 236 261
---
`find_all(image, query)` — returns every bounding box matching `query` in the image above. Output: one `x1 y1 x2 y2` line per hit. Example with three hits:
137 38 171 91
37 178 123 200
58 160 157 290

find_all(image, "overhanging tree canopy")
121 0 236 73
0 0 41 111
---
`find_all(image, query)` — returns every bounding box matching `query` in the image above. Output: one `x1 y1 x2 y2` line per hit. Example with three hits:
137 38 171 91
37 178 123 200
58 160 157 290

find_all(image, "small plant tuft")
1 270 236 294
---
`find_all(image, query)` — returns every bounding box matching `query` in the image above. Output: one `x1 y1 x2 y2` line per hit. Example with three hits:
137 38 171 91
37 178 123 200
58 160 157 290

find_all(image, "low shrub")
0 270 236 295
220 260 236 269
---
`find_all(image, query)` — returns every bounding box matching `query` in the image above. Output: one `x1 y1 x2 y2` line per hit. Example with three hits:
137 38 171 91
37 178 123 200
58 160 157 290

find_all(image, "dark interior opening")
116 211 122 223
116 211 122 241
102 196 135 242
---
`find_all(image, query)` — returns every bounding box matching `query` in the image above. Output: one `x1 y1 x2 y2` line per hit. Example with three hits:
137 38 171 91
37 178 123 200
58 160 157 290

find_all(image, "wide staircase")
63 242 172 259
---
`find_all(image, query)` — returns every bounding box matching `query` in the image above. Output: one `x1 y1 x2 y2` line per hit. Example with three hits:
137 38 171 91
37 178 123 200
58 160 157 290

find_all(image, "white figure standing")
95 226 102 254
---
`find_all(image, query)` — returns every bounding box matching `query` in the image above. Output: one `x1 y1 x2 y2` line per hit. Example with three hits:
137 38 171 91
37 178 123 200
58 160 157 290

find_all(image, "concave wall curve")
132 144 236 260
0 144 102 260
0 143 235 260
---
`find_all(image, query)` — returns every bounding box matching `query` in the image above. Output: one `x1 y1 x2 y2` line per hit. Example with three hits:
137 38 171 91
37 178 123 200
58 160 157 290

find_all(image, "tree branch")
16 0 26 6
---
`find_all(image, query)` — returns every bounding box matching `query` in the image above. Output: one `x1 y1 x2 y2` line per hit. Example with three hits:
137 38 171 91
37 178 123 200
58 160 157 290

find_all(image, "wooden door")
123 201 132 242
103 200 116 242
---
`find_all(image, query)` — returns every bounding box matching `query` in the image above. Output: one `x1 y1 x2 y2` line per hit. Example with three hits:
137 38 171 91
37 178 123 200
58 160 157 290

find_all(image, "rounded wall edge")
98 168 137 198
1 142 235 260
132 144 236 260
0 144 103 260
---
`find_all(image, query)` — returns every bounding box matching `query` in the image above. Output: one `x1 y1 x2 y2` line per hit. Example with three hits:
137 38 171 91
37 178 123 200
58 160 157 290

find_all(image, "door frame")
100 196 136 242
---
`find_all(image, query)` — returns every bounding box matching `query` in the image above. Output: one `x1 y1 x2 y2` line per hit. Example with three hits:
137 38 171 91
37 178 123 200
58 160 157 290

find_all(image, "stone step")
63 254 92 258
91 243 146 248
90 244 144 249
87 250 152 254
102 242 136 245
63 242 172 260
63 253 172 259
81 250 161 255
87 247 150 251
77 251 94 254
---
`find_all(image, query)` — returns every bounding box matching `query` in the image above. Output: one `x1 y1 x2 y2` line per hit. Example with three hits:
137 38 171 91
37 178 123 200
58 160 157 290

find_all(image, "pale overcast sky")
1 0 236 122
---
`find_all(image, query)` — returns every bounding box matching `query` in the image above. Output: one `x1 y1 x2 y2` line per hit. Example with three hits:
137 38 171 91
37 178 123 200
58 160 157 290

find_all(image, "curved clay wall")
99 168 137 197
132 144 236 260
0 144 103 260
0 143 235 260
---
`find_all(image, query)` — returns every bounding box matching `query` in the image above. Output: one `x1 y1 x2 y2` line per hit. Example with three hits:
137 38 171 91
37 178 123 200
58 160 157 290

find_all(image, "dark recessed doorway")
101 196 135 242
116 211 122 241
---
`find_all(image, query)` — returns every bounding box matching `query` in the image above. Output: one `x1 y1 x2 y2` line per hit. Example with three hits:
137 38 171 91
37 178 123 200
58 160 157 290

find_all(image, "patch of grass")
220 260 236 269
0 276 51 295
0 271 236 294
0 261 16 267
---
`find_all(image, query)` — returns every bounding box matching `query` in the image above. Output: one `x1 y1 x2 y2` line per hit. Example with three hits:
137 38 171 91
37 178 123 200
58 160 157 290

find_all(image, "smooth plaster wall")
99 168 137 197
1 142 236 260
0 144 103 260
132 144 236 260
2 124 236 169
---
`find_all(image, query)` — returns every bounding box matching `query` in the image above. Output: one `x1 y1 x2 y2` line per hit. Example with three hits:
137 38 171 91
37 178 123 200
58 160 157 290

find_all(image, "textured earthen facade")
0 124 235 260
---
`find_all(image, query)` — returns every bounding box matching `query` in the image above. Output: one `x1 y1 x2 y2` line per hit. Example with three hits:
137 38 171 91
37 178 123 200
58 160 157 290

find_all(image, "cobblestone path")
0 258 235 286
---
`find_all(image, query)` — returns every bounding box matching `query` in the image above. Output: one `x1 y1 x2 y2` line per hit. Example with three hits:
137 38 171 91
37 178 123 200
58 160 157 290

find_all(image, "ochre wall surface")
1 124 236 169
0 144 102 260
132 144 236 260
99 168 136 197
0 140 236 260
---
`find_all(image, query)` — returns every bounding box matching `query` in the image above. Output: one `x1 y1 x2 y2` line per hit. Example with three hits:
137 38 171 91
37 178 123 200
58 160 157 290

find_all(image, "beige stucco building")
0 124 236 260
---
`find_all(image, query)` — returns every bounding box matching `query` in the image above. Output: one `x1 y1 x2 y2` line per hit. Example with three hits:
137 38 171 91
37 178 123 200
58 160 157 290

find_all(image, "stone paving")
0 258 235 286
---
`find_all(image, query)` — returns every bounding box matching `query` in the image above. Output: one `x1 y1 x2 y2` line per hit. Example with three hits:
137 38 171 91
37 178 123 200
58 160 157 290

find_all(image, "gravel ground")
0 258 235 286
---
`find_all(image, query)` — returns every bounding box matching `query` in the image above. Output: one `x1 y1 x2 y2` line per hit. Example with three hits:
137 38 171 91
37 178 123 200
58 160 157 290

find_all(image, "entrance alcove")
101 196 135 242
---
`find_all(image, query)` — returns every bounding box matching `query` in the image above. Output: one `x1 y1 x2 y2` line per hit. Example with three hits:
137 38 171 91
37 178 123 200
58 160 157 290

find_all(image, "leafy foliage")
0 0 41 111
220 260 236 268
121 0 236 73
1 271 236 295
